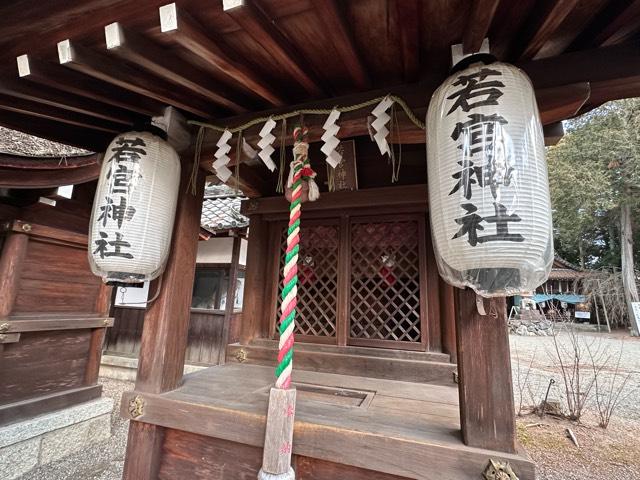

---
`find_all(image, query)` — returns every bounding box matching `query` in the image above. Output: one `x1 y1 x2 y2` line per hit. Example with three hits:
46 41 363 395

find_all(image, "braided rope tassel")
275 126 308 389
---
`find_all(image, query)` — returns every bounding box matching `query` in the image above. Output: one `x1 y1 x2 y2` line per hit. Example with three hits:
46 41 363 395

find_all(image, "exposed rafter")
593 0 640 47
0 111 109 152
159 3 286 107
104 22 249 114
393 0 420 82
17 54 163 118
0 93 122 134
223 1 325 96
57 39 215 118
463 0 500 54
517 0 580 60
312 0 370 89
0 75 136 127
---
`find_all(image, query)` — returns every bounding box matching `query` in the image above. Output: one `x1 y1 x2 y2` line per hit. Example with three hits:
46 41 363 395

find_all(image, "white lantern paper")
89 130 180 284
426 61 553 297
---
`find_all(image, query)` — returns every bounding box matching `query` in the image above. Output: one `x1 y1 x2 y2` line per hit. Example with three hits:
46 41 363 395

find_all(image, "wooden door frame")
346 213 429 351
263 209 433 352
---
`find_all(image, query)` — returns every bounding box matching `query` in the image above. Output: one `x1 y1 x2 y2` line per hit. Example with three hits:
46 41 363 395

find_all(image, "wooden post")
241 214 270 343
0 231 29 318
439 278 457 359
122 160 205 480
260 387 296 476
217 234 242 364
455 288 516 453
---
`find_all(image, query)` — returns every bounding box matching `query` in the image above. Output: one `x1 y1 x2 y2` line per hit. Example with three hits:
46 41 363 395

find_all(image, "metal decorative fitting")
0 323 10 333
103 318 110 326
453 371 459 384
0 334 6 342
128 395 145 419
21 223 32 232
235 348 247 363
483 459 519 480
246 199 259 213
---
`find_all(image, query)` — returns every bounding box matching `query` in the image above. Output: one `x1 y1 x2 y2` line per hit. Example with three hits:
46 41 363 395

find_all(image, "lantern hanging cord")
115 275 163 307
188 95 425 134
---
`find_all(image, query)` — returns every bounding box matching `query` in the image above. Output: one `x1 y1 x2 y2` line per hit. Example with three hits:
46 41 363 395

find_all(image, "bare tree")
587 341 634 428
513 345 538 416
549 322 598 421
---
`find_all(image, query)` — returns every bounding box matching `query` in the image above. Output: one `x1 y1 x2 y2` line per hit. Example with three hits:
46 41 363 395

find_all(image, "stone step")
226 342 457 387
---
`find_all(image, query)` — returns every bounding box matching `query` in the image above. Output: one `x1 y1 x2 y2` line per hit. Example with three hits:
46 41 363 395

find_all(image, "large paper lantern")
426 60 553 297
89 130 180 285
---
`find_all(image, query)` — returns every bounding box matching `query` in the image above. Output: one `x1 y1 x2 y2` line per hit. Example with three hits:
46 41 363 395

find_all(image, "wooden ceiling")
0 0 639 191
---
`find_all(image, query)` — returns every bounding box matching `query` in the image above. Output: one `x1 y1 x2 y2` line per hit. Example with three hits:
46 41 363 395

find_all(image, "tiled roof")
0 127 91 157
200 184 248 232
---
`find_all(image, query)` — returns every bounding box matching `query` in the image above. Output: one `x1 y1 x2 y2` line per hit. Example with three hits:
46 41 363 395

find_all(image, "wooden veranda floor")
121 364 535 479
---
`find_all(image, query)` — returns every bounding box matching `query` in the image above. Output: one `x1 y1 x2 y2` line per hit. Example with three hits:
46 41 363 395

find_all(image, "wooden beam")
0 92 123 134
543 122 565 146
463 0 500 54
536 82 591 125
520 42 640 89
517 0 580 60
225 163 271 198
0 162 101 189
159 3 286 107
455 288 516 453
0 75 137 127
17 54 163 117
393 0 421 81
104 22 249 114
0 153 99 170
594 0 640 47
312 0 370 89
224 1 325 96
57 39 214 118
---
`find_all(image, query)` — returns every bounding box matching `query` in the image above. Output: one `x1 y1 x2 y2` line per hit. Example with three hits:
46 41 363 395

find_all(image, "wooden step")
226 343 457 386
248 338 451 363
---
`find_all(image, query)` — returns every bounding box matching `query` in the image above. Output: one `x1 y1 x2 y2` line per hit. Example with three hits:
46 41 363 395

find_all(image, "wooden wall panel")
13 239 102 313
106 307 232 365
13 278 101 312
158 429 410 480
0 329 90 403
159 429 263 480
19 240 96 284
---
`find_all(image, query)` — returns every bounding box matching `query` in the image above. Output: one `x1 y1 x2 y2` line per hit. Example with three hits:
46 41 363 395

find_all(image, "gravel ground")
26 331 640 479
21 378 133 480
511 329 640 479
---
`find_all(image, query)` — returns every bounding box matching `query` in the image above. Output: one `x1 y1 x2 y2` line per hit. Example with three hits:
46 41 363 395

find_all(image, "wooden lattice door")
275 221 339 343
349 216 427 350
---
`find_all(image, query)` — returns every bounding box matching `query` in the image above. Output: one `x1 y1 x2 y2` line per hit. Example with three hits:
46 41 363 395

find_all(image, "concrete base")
100 354 207 382
0 397 113 480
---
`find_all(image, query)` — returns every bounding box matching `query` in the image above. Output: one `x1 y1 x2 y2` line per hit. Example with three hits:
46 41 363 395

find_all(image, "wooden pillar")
455 288 516 453
439 278 456 359
425 227 441 351
217 234 242 364
122 161 205 480
240 214 270 343
0 230 29 317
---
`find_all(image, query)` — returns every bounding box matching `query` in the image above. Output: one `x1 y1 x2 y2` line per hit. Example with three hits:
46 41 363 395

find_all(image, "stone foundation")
0 397 113 480
100 354 206 382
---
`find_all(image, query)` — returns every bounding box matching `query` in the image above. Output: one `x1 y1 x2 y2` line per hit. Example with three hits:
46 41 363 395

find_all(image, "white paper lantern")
89 130 180 284
426 60 553 297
